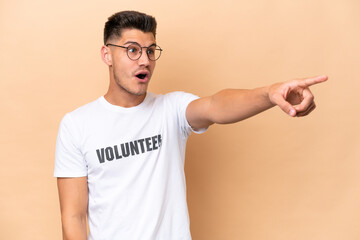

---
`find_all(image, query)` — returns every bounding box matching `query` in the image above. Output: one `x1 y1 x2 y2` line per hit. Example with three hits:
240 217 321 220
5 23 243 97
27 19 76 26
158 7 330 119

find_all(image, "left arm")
186 75 328 130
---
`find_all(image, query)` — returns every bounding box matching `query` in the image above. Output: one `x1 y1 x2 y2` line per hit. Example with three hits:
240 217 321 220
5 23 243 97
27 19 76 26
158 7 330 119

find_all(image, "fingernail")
289 109 296 116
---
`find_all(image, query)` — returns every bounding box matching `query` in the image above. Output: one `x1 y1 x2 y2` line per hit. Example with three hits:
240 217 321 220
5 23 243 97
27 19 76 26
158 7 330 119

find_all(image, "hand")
268 75 328 117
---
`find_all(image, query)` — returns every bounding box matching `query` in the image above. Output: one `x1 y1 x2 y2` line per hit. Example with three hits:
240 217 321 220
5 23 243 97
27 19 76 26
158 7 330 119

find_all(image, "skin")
57 28 327 239
101 29 157 107
186 75 328 130
57 177 88 240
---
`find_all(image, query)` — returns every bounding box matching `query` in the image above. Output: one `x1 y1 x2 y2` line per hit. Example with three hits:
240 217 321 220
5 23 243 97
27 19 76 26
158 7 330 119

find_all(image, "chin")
131 86 148 96
116 81 148 97
133 91 147 96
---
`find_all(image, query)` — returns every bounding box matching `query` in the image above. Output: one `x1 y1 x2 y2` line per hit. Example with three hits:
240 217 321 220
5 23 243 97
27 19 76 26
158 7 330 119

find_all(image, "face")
106 29 157 97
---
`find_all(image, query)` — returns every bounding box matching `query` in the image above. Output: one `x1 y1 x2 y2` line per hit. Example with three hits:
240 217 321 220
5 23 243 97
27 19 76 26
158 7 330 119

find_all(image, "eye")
127 45 140 54
147 47 155 55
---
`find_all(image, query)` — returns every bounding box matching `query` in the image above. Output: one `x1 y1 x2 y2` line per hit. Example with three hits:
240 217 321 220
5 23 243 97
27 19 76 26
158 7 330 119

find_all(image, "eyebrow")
123 41 157 47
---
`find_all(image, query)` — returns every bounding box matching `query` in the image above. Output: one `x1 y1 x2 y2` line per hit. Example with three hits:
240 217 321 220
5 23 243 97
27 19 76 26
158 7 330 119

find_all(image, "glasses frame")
106 42 163 61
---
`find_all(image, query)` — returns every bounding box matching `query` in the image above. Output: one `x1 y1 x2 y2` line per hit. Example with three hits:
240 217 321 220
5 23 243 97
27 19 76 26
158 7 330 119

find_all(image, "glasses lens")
147 45 162 61
127 44 141 60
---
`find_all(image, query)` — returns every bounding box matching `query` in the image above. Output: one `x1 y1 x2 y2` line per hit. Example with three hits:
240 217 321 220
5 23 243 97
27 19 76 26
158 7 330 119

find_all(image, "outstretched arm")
186 75 328 130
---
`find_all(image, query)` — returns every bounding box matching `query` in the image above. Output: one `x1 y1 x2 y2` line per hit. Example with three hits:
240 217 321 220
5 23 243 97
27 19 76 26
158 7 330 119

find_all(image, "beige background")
1 0 359 239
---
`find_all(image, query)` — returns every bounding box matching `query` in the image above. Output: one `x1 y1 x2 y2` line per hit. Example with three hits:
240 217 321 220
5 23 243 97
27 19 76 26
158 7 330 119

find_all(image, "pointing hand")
268 75 328 117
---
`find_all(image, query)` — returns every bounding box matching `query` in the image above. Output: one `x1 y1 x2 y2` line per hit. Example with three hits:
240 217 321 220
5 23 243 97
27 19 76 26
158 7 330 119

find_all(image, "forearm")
61 215 87 240
208 87 274 124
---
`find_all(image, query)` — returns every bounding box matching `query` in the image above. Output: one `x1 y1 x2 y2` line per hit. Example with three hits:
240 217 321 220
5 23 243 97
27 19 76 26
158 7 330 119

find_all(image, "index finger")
297 75 328 88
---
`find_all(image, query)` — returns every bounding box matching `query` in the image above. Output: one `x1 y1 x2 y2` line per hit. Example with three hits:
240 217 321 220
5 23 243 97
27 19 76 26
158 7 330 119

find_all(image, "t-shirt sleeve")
168 91 208 138
54 113 87 177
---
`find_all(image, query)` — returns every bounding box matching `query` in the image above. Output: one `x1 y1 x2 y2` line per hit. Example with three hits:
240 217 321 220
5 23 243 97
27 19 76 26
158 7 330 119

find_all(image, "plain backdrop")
1 0 359 239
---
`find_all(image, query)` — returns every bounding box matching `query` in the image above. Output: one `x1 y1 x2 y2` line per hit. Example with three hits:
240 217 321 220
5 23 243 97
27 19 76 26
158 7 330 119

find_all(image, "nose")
137 49 150 66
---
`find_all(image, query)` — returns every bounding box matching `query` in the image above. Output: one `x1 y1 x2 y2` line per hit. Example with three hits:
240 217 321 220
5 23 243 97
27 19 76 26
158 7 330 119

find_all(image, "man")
54 11 327 240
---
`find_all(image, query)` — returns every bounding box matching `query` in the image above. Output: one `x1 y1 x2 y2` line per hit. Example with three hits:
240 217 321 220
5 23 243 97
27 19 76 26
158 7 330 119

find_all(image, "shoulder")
162 91 199 103
71 97 102 116
60 97 103 127
149 91 199 109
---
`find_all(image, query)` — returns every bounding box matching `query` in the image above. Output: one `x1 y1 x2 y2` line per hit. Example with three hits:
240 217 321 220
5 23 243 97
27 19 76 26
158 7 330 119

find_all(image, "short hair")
104 10 157 44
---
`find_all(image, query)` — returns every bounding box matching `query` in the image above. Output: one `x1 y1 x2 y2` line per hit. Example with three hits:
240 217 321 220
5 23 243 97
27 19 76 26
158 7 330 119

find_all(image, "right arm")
57 177 88 240
186 75 328 130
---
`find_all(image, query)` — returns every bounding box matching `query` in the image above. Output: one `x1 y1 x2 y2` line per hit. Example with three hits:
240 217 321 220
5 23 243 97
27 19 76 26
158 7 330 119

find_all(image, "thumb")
272 93 297 117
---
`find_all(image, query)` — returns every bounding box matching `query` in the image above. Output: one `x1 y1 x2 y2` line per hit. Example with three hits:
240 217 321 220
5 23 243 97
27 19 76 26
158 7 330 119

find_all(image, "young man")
54 11 327 240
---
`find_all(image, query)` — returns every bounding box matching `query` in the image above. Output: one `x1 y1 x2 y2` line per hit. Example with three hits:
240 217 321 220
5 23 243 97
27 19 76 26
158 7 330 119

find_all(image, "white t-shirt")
54 91 205 240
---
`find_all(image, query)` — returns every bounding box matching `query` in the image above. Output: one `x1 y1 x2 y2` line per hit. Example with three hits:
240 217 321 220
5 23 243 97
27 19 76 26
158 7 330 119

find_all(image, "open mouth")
136 73 147 80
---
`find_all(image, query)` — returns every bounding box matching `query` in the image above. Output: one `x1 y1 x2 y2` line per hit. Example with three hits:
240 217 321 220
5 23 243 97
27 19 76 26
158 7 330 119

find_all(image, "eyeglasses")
106 42 163 61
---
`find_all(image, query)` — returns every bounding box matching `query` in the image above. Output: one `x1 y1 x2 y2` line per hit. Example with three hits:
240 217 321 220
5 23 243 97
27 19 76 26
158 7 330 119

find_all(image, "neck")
104 89 147 108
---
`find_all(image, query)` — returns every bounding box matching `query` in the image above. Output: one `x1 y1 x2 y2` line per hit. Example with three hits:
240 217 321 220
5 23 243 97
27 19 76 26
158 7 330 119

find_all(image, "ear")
101 45 112 66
